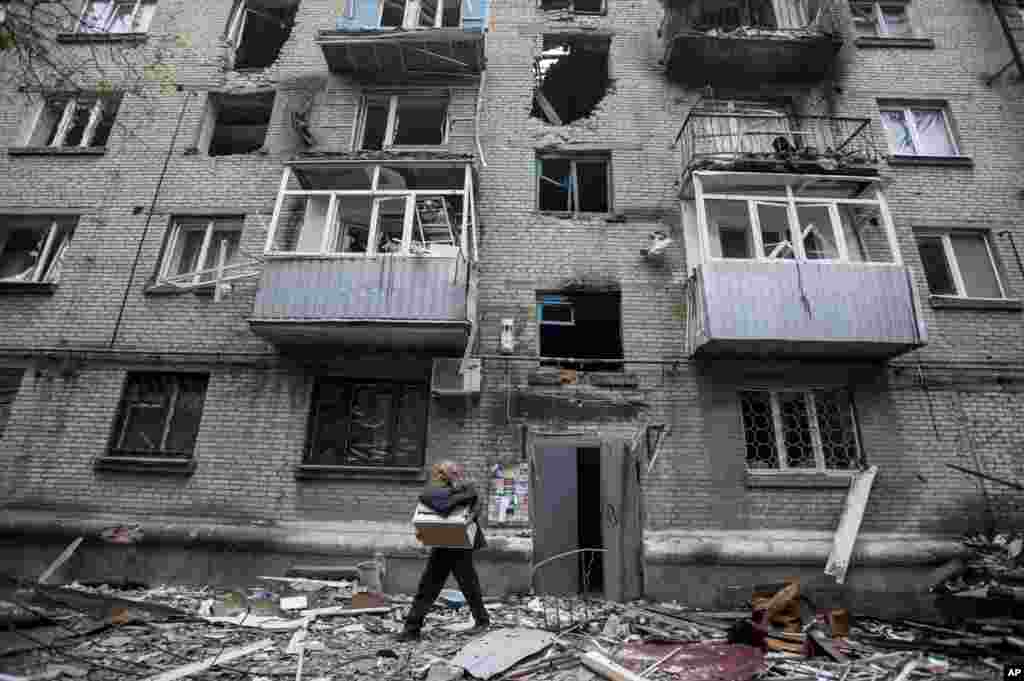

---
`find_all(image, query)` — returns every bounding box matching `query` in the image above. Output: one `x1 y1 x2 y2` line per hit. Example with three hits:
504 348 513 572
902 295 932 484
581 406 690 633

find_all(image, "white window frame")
740 389 863 473
915 230 1007 300
76 0 155 34
43 96 108 148
850 0 912 36
537 297 575 326
536 155 612 214
0 218 73 284
357 94 450 150
378 0 455 28
879 105 960 157
160 218 244 286
692 174 900 266
537 0 607 14
264 164 475 259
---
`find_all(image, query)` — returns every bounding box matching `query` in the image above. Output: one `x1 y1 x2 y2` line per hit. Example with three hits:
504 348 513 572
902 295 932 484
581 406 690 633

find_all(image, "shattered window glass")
110 373 209 458
879 109 915 154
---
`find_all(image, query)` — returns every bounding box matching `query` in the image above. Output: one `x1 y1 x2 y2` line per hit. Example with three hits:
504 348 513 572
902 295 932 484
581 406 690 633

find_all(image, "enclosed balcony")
318 0 488 79
661 0 841 85
682 172 927 359
250 159 478 352
677 112 883 194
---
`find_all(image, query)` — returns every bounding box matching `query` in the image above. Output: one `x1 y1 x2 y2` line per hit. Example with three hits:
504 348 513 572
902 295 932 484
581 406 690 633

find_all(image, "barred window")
109 373 209 459
306 379 428 469
740 389 862 472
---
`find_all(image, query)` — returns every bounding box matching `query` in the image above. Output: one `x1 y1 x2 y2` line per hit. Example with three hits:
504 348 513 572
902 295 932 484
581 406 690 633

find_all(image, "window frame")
159 217 245 286
850 0 912 37
739 388 864 474
0 216 76 285
914 229 1008 300
537 0 607 15
303 377 430 471
879 104 961 158
536 153 612 215
377 0 460 29
41 95 113 149
356 93 450 150
76 0 156 34
106 372 209 461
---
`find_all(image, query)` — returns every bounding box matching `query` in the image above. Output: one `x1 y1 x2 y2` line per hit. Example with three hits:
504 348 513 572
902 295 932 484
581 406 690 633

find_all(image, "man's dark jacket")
419 482 487 550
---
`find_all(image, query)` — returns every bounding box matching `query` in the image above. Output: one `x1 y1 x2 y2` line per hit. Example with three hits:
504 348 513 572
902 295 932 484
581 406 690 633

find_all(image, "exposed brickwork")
0 0 1021 551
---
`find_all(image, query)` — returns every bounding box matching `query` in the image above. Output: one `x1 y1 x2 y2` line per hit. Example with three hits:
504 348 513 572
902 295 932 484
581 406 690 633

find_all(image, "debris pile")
933 531 1024 598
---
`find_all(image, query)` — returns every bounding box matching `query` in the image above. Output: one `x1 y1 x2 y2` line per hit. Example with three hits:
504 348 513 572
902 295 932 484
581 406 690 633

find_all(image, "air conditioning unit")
431 358 482 396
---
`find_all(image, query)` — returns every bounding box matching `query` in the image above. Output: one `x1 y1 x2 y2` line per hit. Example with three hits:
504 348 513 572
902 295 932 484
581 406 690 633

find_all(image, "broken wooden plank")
824 466 878 584
259 576 354 589
533 90 563 126
581 651 647 681
298 605 392 618
139 639 273 681
38 538 83 585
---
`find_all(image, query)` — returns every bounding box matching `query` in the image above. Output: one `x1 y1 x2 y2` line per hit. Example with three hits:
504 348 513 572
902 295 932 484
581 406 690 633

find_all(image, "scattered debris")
449 628 556 679
37 539 83 586
140 639 274 681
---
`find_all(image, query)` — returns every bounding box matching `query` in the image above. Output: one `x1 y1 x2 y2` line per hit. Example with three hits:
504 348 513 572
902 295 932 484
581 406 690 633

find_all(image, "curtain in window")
950 234 1002 298
880 110 915 154
912 109 956 156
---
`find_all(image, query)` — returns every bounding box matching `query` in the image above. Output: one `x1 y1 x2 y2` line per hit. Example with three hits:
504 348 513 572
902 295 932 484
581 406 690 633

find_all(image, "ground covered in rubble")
0 573 1016 681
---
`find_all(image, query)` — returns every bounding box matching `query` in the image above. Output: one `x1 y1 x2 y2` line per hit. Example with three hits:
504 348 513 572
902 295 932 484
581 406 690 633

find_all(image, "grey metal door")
531 445 579 595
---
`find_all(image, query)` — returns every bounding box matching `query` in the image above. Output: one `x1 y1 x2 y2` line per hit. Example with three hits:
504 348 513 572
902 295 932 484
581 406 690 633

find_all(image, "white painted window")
879 105 960 157
77 0 156 33
740 389 863 472
915 230 1007 299
850 0 912 36
0 216 76 284
358 94 449 150
31 94 121 149
379 0 461 28
160 217 244 286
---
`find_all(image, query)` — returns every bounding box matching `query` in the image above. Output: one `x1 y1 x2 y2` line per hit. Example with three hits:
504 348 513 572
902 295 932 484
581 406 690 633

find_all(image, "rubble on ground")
0 572 1013 681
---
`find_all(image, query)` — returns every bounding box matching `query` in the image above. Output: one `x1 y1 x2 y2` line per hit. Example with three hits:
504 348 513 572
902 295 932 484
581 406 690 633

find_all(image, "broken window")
226 0 297 69
537 292 623 371
358 94 449 149
532 35 610 125
879 103 960 157
109 373 209 459
537 154 610 213
0 369 24 439
915 230 1007 299
692 0 776 29
379 0 461 28
206 92 274 156
160 217 245 285
851 0 912 36
305 379 428 469
78 0 157 33
30 93 122 149
538 0 605 14
740 389 862 472
0 216 76 284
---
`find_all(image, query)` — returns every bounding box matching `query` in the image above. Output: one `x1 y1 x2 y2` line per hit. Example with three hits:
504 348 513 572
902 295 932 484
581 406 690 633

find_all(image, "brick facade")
0 0 1022 578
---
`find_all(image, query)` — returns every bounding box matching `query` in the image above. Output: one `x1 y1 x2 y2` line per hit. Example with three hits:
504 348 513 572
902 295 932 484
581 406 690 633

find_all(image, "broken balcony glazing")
318 0 488 79
682 172 927 359
250 162 476 351
661 0 842 84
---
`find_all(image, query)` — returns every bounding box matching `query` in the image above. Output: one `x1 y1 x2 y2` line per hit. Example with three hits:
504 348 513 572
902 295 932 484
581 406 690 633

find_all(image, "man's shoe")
394 629 421 642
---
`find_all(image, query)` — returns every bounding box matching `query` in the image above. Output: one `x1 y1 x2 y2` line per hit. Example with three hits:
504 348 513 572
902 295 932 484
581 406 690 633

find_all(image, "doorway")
577 447 604 594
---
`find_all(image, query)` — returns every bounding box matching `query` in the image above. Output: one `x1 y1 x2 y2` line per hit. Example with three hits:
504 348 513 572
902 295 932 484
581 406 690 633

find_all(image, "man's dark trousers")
404 547 488 631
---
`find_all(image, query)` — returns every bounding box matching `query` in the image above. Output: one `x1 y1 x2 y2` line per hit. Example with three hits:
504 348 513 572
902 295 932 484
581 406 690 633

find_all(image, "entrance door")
532 445 579 595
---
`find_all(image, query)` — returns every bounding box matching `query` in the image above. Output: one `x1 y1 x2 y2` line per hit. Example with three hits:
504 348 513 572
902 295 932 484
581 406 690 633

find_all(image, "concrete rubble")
0 550 1018 681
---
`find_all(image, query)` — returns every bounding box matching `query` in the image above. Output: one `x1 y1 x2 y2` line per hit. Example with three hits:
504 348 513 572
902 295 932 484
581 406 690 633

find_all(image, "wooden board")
824 466 878 584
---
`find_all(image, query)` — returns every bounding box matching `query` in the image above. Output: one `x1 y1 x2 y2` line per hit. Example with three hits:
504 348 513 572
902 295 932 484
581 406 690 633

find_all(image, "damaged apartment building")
0 0 1023 603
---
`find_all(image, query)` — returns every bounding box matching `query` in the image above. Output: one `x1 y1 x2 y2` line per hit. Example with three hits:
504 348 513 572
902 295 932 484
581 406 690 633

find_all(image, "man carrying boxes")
396 461 491 642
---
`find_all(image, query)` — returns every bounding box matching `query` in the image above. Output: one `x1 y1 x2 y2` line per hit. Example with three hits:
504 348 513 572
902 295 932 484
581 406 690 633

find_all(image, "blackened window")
306 379 428 468
0 369 24 438
109 373 208 458
537 292 623 371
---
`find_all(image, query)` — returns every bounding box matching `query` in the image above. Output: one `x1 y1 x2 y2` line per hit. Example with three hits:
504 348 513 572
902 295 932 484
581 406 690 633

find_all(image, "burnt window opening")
690 0 776 30
206 91 275 157
537 154 610 213
531 35 610 125
537 292 623 371
539 0 605 14
226 0 298 70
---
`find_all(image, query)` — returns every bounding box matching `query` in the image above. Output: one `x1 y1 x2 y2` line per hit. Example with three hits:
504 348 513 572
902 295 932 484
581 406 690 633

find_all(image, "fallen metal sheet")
619 642 765 681
449 628 556 680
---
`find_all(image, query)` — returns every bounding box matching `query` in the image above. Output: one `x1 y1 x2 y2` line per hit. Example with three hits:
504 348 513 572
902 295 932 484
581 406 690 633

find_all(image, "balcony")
249 159 478 352
681 172 927 359
678 114 882 192
318 0 488 80
661 0 841 85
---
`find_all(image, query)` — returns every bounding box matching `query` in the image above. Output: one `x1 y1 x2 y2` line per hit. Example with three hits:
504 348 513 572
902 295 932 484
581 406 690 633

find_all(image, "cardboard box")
412 503 478 548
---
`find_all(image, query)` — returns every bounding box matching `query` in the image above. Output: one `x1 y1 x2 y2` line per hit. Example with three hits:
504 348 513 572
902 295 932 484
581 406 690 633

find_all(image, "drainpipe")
991 0 1024 80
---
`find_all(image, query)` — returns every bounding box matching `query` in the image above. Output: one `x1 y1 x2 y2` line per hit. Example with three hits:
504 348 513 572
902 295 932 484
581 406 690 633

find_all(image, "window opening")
78 0 156 33
915 231 1006 299
537 155 610 213
226 0 298 70
379 0 462 28
692 0 776 30
879 105 959 157
161 217 245 285
359 94 449 149
109 373 209 459
0 369 23 439
532 35 610 125
851 0 911 36
208 92 275 156
0 216 76 284
537 291 623 371
32 94 121 149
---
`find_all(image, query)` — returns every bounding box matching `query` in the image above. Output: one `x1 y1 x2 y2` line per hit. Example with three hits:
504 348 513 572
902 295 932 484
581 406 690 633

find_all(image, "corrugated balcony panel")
250 257 470 351
689 260 926 359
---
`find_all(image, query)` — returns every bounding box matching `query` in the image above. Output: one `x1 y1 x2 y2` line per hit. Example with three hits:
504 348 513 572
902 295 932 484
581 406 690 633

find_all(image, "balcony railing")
679 114 882 183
